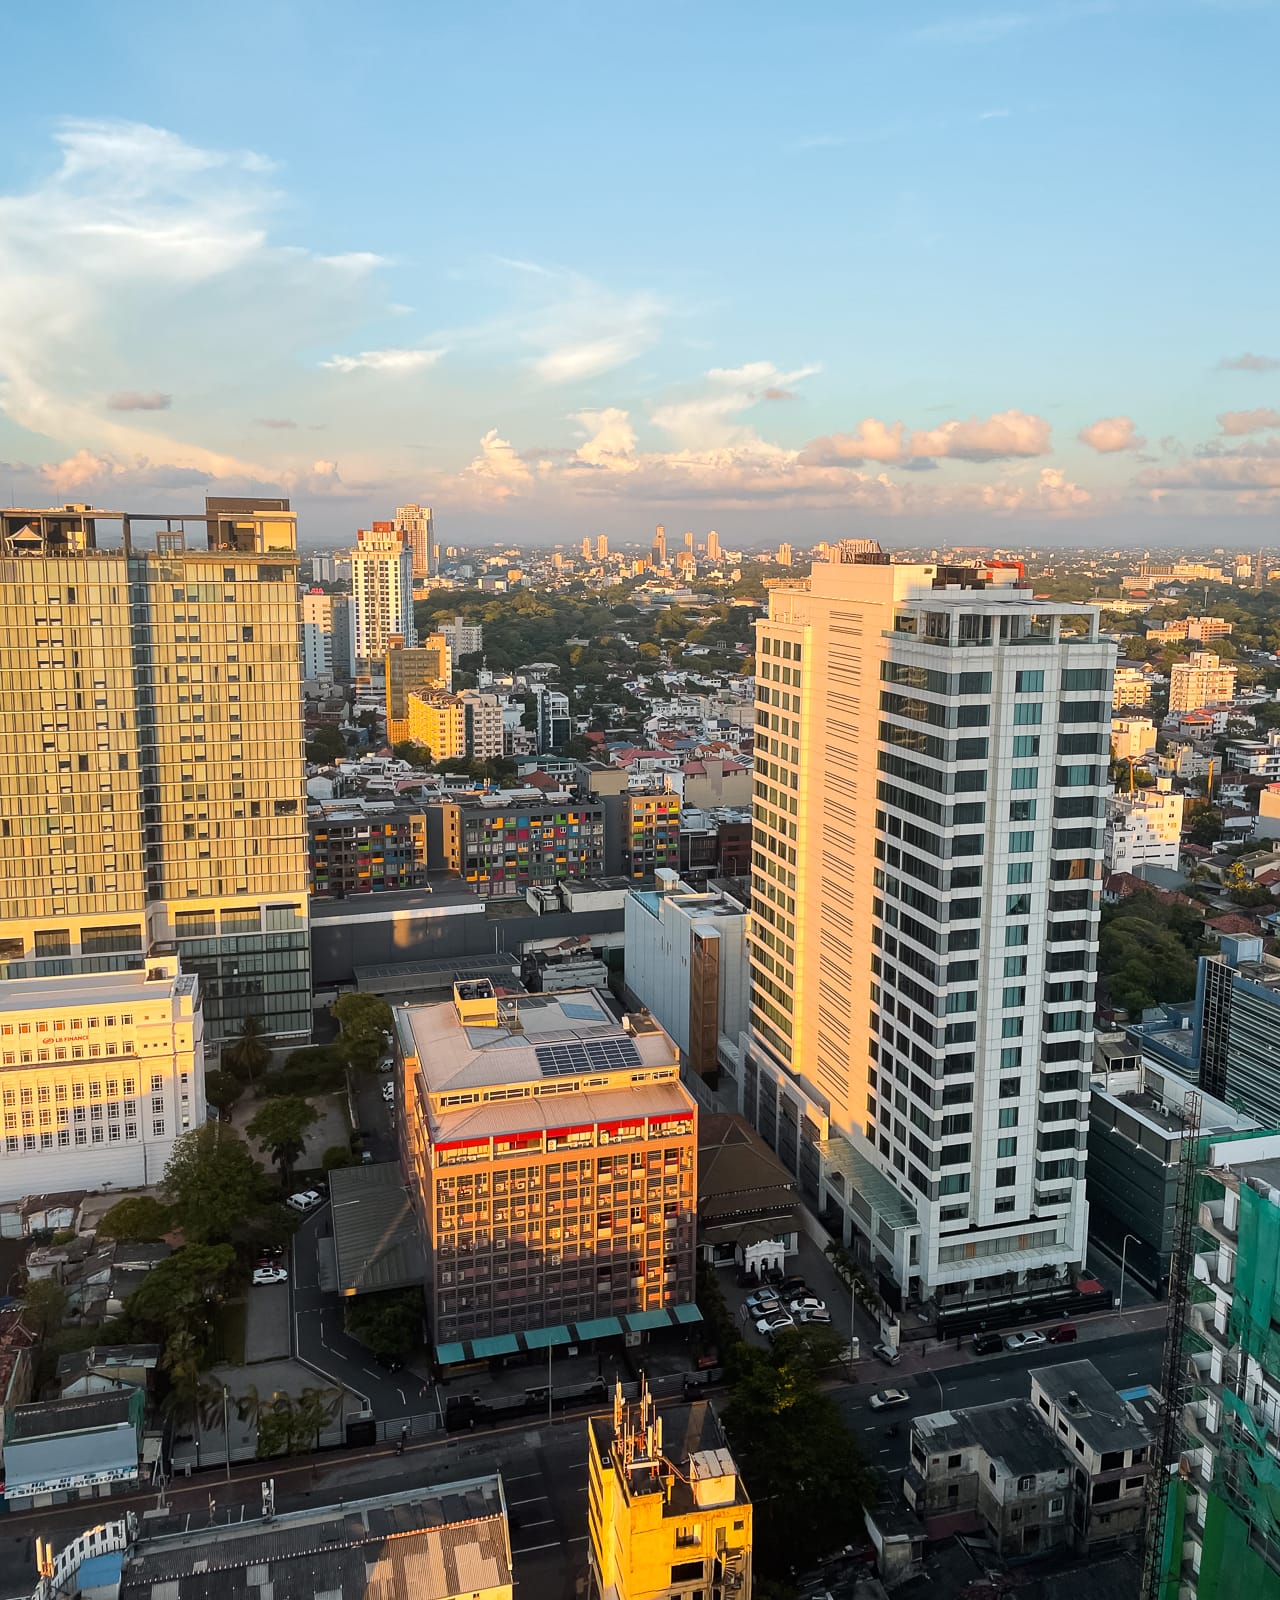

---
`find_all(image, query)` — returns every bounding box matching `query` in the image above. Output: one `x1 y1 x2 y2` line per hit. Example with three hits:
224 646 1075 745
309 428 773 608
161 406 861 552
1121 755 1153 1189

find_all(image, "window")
1000 1076 1021 1096
998 1137 1018 1157
1007 862 1033 884
1006 894 1031 916
1001 1016 1024 1038
1010 768 1038 790
999 1107 1019 1127
1015 670 1044 692
1009 830 1035 853
1002 986 1026 1007
1012 734 1040 758
1009 798 1036 821
1013 701 1042 724
996 1166 1017 1187
1004 956 1027 978
1005 925 1028 947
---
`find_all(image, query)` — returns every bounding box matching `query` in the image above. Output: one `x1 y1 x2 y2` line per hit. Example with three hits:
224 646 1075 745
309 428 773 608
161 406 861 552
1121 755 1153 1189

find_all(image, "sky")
0 0 1278 548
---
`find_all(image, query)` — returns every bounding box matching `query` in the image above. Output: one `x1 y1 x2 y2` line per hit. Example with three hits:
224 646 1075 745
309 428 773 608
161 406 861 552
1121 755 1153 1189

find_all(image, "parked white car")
252 1267 289 1287
286 1189 323 1213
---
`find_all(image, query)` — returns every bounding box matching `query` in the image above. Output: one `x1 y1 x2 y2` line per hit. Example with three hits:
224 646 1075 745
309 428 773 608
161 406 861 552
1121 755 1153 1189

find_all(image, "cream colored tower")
0 503 310 1042
748 545 1113 1306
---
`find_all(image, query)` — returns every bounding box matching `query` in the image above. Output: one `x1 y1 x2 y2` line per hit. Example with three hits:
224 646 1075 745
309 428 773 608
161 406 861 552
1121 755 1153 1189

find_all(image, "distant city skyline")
0 2 1277 546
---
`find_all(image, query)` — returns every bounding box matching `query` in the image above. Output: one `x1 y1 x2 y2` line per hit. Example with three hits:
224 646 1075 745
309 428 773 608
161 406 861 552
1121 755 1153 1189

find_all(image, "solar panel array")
534 1038 643 1077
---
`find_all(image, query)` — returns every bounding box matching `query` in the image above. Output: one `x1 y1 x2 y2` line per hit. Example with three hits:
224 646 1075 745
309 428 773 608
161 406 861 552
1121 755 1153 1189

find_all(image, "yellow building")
1110 717 1158 762
1169 650 1237 714
0 500 309 1041
406 690 466 761
588 1379 752 1600
386 636 452 743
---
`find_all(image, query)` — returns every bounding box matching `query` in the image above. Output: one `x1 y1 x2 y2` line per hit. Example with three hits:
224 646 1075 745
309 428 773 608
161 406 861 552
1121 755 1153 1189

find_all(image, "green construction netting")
1157 1473 1187 1600
1229 1182 1280 1376
1194 1489 1275 1600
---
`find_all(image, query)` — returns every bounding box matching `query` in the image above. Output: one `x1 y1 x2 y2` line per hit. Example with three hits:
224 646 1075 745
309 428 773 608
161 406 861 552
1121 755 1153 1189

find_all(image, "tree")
98 1196 172 1242
222 1015 272 1086
722 1334 875 1577
126 1244 238 1348
305 725 347 764
203 1069 244 1113
330 993 394 1071
246 1097 319 1186
344 1290 422 1361
21 1278 66 1341
1187 808 1225 848
392 741 434 768
163 1123 264 1244
296 1385 343 1449
322 1144 355 1172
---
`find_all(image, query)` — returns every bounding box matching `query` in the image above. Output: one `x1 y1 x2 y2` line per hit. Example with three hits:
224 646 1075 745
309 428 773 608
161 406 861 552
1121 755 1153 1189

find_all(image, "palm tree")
296 1386 343 1450
222 1015 271 1087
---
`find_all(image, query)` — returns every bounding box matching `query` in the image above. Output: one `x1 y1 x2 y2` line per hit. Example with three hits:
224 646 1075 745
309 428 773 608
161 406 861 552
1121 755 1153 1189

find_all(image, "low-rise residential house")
1028 1361 1158 1550
56 1345 161 1398
906 1399 1075 1557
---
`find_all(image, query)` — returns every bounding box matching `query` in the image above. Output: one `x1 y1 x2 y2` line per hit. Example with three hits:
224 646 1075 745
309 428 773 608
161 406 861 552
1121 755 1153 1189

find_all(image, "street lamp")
932 1373 945 1414
1118 1233 1142 1318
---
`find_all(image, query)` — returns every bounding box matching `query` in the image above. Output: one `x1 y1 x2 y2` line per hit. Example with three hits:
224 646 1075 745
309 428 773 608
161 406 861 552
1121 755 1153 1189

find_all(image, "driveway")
244 1282 291 1362
290 1197 430 1419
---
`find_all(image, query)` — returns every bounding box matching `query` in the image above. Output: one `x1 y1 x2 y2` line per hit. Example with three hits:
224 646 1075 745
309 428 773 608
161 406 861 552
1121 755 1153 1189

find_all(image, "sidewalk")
868 1300 1168 1382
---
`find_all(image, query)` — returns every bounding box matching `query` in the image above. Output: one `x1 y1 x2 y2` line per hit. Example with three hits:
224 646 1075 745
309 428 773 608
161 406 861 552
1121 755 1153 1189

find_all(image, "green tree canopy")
1188 808 1225 847
1098 892 1207 1015
98 1196 172 1242
163 1123 264 1244
127 1243 237 1348
722 1332 876 1577
330 993 394 1070
203 1069 244 1112
246 1096 319 1186
344 1290 422 1361
306 725 348 764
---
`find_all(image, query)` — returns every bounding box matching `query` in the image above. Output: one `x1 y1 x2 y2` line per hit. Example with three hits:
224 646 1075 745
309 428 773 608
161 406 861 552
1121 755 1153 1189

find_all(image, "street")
840 1326 1166 1471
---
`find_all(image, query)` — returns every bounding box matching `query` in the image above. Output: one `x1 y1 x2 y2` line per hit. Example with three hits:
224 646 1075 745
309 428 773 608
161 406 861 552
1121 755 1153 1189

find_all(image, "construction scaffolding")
1147 1114 1280 1600
1142 1092 1201 1600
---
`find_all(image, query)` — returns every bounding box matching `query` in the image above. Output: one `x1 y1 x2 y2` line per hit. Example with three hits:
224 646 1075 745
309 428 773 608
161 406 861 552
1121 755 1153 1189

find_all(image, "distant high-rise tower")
394 504 435 579
386 635 452 744
581 536 592 560
596 534 608 560
350 524 416 668
776 543 793 566
684 530 694 552
0 499 310 1041
652 525 667 566
706 529 722 562
746 545 1114 1313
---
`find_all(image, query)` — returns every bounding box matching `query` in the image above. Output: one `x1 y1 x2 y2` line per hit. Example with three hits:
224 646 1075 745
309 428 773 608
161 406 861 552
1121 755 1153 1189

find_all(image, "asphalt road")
841 1326 1167 1471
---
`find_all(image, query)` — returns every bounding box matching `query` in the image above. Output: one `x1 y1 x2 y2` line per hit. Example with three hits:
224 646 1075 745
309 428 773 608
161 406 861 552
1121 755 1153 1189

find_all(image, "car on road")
1046 1324 1077 1344
381 1083 396 1104
872 1342 901 1365
794 1306 832 1325
286 1189 323 1213
1005 1330 1047 1352
377 1056 395 1073
868 1388 910 1410
756 1310 795 1336
252 1266 288 1286
971 1332 1004 1355
778 1276 808 1299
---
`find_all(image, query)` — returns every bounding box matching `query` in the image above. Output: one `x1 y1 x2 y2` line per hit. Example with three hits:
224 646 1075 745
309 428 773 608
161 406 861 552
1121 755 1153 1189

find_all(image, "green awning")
434 1342 466 1365
524 1325 571 1350
471 1333 519 1358
626 1309 673 1332
575 1316 624 1340
673 1303 704 1325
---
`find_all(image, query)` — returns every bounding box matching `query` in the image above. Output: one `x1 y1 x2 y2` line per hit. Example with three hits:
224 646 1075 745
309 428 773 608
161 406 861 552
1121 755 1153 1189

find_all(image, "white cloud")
1218 352 1280 372
908 408 1052 461
463 429 533 500
1078 415 1144 453
0 118 396 483
500 265 665 385
321 346 445 374
650 362 819 451
1218 407 1280 435
572 409 640 468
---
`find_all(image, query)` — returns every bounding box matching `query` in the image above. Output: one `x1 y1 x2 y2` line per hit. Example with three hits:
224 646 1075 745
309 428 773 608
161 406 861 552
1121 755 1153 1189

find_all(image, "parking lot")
719 1233 867 1352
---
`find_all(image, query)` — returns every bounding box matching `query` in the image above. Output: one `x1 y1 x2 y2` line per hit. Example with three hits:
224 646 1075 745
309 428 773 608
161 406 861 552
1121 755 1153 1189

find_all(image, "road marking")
878 1449 891 1456
520 1518 555 1529
1127 1371 1140 1377
517 1541 563 1553
505 1473 542 1483
510 1496 549 1506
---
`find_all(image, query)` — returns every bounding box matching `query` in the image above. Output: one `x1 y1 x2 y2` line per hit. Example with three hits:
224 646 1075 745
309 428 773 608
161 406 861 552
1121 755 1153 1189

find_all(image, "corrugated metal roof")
329 1164 424 1297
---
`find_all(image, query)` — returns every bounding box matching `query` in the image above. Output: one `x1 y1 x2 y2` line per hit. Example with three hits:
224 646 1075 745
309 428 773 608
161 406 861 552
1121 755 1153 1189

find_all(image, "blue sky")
0 0 1277 546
